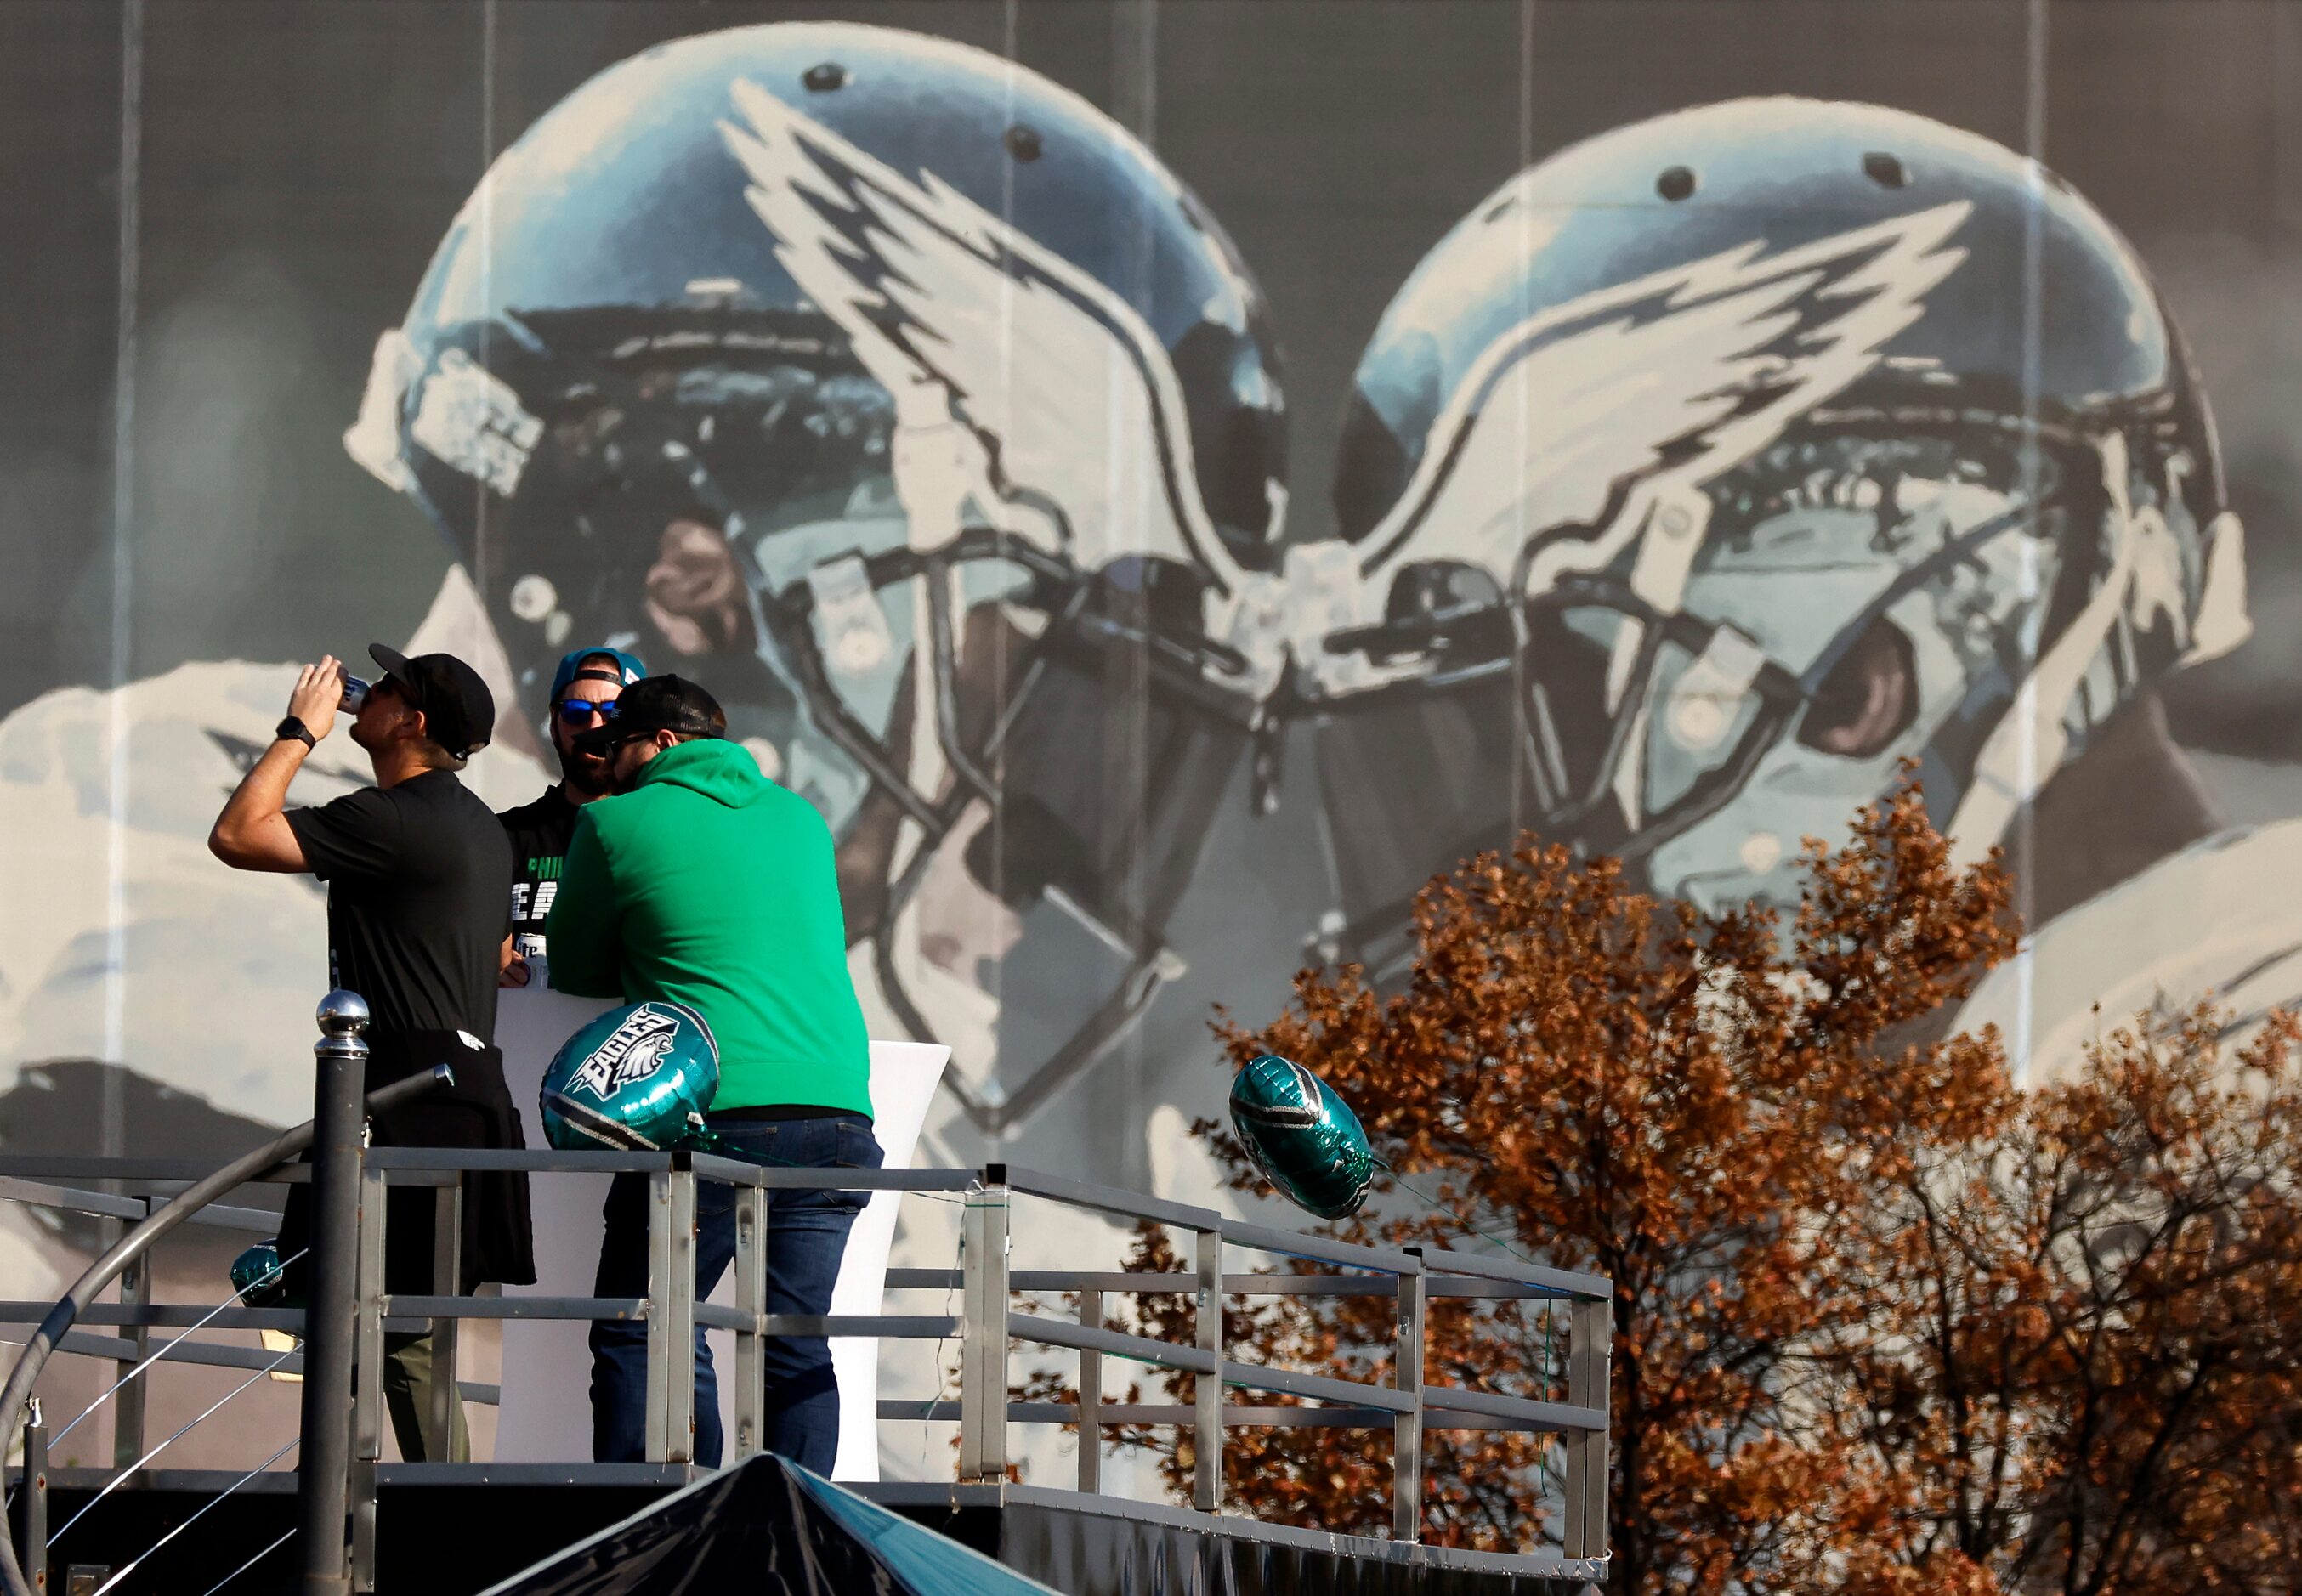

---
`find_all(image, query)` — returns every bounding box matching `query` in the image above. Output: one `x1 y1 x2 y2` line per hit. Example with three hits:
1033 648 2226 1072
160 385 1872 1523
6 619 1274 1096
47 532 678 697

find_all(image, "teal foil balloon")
230 1238 286 1308
541 1000 720 1152
1228 1054 1376 1220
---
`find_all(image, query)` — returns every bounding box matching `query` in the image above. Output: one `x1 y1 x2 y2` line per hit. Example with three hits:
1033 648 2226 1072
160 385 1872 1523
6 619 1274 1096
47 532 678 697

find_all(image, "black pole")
296 990 371 1596
20 1400 44 1593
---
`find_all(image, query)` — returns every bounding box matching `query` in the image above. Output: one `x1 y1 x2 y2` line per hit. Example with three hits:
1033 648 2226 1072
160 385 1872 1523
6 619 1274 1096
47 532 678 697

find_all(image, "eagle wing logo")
720 81 1252 599
1352 201 1975 599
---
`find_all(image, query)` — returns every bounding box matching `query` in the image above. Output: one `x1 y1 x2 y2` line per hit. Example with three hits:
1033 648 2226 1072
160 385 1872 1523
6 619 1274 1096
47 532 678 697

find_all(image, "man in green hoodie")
544 673 881 1470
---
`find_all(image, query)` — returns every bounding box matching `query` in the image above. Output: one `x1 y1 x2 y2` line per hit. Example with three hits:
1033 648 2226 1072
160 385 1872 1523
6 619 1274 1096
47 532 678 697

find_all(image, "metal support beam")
663 1163 696 1466
642 1163 700 1466
957 1174 1010 1482
109 1203 150 1474
296 991 370 1596
1194 1228 1221 1512
1075 1287 1101 1495
427 1182 462 1459
352 1163 386 1595
1563 1296 1611 1561
354 1169 386 1463
730 1184 766 1461
1393 1248 1425 1543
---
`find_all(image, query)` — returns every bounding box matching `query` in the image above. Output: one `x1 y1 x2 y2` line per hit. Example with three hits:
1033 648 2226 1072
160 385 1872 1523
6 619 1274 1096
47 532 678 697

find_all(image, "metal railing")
0 1010 1613 1590
3 1154 1612 1587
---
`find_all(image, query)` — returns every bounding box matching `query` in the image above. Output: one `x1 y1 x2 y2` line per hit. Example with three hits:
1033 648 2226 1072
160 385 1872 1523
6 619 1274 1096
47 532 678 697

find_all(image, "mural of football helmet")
343 24 1290 1129
1301 98 2247 971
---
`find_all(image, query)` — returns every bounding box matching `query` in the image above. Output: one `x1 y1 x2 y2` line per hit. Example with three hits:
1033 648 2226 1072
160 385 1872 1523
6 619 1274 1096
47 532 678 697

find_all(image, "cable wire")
92 1434 299 1596
193 1525 294 1596
49 1247 307 1448
49 1342 298 1547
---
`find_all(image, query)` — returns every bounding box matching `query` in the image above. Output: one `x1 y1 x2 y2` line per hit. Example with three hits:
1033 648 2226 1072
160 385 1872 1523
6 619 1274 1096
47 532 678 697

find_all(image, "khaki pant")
383 1331 468 1463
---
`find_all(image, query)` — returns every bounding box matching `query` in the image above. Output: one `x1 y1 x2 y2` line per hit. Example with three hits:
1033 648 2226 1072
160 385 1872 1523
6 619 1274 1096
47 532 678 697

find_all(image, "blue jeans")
589 1114 883 1469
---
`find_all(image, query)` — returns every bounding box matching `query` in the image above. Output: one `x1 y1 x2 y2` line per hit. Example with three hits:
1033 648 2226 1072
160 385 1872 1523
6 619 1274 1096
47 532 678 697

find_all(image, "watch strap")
275 716 316 750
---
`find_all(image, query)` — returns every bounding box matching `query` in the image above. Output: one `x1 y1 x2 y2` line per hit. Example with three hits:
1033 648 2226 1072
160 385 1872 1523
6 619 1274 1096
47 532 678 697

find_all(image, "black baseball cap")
367 644 496 760
571 674 727 756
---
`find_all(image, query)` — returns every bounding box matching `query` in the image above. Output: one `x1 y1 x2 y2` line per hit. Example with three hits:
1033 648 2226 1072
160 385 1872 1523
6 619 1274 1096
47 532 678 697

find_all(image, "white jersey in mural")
1957 821 2302 1083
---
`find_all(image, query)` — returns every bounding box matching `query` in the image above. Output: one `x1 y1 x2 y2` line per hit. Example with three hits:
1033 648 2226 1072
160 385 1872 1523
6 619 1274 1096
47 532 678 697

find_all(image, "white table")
490 976 948 1479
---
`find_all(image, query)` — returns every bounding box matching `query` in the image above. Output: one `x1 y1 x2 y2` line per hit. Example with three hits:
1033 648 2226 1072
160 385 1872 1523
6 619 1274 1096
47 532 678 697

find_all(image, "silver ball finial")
315 988 371 1039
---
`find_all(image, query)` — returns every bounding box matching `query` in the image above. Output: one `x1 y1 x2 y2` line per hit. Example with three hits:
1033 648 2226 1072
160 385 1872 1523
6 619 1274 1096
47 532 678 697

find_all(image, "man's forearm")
209 739 311 871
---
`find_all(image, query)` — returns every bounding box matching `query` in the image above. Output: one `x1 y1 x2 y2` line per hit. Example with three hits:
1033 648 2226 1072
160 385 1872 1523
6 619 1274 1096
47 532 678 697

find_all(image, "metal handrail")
3 1140 1615 1586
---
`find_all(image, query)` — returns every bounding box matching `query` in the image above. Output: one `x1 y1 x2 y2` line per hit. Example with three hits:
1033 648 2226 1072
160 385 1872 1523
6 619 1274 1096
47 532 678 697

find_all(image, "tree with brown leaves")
1113 780 2022 1593
1819 1001 2302 1595
1093 780 2302 1594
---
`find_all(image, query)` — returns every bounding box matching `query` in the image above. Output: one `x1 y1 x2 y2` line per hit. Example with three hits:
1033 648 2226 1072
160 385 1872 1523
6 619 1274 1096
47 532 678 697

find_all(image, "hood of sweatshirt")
629 738 774 807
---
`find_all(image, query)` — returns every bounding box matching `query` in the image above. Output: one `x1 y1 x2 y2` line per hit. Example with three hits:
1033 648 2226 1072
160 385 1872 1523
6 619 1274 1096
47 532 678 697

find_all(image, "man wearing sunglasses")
496 647 647 989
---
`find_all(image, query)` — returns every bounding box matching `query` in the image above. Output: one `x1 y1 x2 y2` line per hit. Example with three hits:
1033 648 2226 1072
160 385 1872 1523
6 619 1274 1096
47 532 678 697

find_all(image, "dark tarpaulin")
480 1456 1062 1596
997 1503 1574 1596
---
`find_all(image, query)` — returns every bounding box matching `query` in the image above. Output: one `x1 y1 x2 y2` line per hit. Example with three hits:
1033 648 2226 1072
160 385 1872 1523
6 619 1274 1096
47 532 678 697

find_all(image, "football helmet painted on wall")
1304 98 2244 971
344 23 1290 1128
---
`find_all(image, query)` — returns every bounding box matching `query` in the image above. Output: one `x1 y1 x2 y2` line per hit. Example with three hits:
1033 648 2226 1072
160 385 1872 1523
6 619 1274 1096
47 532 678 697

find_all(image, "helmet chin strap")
1948 431 2152 865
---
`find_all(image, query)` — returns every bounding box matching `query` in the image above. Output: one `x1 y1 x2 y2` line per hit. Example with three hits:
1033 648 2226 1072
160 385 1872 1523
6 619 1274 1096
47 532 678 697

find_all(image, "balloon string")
1381 1162 1575 1405
1378 1163 1546 1269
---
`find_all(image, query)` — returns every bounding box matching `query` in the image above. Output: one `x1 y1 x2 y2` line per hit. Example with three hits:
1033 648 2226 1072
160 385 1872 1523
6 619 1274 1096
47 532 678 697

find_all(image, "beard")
557 743 615 799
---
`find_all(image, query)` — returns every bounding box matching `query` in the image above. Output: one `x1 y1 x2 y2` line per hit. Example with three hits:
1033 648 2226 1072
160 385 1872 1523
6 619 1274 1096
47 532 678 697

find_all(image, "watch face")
277 716 313 746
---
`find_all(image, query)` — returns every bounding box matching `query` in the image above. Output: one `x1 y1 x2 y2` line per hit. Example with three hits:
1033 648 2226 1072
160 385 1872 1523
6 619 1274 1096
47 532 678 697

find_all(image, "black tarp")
484 1458 1581 1596
481 1457 1064 1596
995 1503 1578 1596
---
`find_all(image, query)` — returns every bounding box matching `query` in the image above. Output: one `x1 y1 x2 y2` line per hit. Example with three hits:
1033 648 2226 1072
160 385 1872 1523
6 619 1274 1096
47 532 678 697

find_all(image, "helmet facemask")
1313 410 2236 959
765 535 1256 1128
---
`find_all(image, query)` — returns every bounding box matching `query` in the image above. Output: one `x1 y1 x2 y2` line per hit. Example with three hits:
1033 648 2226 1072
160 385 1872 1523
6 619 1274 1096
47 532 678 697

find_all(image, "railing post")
20 1399 45 1593
1392 1248 1425 1542
428 1181 462 1458
730 1182 767 1461
957 1168 1010 1483
1194 1226 1222 1512
644 1156 697 1467
351 1164 386 1594
109 1203 150 1473
297 990 371 1596
1075 1286 1102 1494
1564 1294 1611 1562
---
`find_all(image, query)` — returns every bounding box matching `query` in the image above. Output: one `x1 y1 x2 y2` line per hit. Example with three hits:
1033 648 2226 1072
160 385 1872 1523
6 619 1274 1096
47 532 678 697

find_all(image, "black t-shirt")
496 783 585 961
286 769 514 1039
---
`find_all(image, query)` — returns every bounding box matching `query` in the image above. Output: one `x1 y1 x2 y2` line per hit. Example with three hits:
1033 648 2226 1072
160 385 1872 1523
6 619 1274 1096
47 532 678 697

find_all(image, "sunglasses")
555 698 621 727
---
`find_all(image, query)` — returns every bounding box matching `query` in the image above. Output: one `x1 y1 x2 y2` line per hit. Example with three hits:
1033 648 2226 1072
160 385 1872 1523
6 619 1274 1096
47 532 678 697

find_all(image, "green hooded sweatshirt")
544 739 871 1118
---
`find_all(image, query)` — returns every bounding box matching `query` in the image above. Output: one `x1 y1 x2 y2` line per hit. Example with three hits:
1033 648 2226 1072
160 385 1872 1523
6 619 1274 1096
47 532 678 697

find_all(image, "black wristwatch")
275 716 316 750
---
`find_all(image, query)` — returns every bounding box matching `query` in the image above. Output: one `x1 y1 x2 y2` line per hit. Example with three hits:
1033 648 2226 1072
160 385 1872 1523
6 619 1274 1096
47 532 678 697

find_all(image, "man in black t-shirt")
496 645 645 987
209 644 533 1463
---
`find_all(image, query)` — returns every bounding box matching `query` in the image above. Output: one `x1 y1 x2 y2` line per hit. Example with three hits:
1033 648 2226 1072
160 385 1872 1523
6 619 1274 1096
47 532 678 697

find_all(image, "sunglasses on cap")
554 698 621 727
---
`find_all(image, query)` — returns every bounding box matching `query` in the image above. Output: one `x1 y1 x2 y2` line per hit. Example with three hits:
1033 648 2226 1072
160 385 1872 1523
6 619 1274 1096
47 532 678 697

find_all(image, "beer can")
340 674 371 714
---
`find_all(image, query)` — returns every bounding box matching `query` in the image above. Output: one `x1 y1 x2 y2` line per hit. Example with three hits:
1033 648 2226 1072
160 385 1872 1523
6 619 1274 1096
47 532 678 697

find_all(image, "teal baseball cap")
548 646 647 705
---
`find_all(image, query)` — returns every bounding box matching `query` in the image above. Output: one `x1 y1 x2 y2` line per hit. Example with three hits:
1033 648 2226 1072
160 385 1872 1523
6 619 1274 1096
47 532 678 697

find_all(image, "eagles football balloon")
1228 1054 1377 1221
541 1000 721 1152
230 1239 286 1308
